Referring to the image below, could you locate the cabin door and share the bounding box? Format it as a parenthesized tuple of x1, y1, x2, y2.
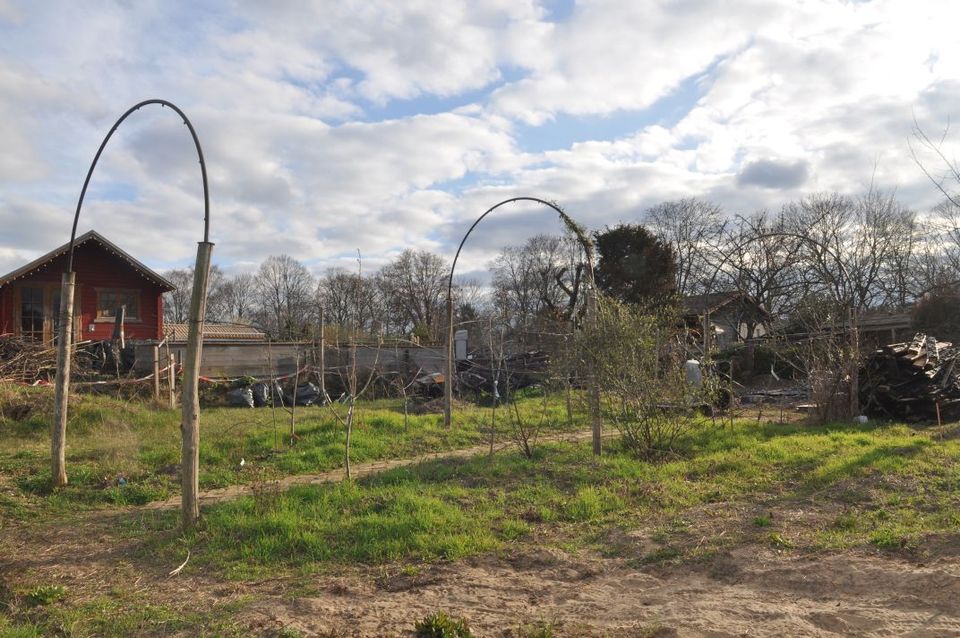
(16, 283, 81, 345)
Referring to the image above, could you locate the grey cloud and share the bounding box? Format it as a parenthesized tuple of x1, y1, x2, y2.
(737, 159, 809, 190)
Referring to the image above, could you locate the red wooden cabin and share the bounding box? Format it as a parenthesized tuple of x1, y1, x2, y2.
(0, 230, 174, 344)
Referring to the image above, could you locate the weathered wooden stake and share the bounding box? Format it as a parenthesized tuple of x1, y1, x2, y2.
(444, 295, 454, 428)
(180, 241, 213, 530)
(51, 271, 76, 487)
(168, 353, 176, 410)
(849, 306, 860, 419)
(290, 347, 300, 440)
(318, 307, 326, 400)
(152, 344, 161, 401)
(587, 284, 602, 456)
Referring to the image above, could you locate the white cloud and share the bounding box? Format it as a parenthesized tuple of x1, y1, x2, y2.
(1, 0, 960, 281)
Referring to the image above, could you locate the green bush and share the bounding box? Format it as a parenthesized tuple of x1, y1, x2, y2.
(414, 611, 473, 638)
(24, 585, 65, 607)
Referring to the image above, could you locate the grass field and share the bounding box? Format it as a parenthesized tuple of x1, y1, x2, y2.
(2, 384, 959, 636)
(133, 416, 960, 580)
(0, 385, 580, 517)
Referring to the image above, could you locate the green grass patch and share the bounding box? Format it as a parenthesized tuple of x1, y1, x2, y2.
(125, 415, 960, 577)
(0, 386, 584, 518)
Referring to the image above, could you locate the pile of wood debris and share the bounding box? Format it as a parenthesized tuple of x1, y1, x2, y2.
(0, 336, 102, 384)
(0, 335, 59, 383)
(860, 333, 960, 422)
(457, 350, 551, 395)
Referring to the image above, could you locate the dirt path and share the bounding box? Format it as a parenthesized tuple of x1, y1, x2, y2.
(143, 428, 609, 510)
(6, 512, 958, 637)
(245, 543, 960, 637)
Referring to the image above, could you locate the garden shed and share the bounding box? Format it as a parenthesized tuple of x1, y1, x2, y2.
(0, 230, 173, 344)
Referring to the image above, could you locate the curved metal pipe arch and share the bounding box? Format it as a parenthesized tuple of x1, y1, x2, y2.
(443, 196, 596, 428)
(446, 196, 594, 303)
(67, 98, 210, 272)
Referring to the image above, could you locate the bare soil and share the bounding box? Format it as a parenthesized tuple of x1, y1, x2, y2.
(4, 425, 958, 636)
(3, 504, 959, 637)
(249, 543, 960, 637)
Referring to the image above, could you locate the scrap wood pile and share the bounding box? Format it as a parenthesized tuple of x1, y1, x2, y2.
(861, 333, 960, 421)
(0, 335, 98, 384)
(0, 335, 59, 383)
(457, 349, 551, 394)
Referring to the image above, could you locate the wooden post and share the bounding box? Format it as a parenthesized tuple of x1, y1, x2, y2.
(51, 271, 76, 488)
(587, 284, 602, 456)
(849, 306, 860, 419)
(180, 241, 213, 530)
(444, 295, 454, 427)
(152, 344, 161, 401)
(703, 309, 711, 358)
(290, 347, 300, 441)
(168, 353, 176, 410)
(566, 319, 574, 427)
(318, 307, 326, 401)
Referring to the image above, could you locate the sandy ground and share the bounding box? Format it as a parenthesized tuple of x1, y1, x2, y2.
(4, 507, 959, 637)
(4, 420, 959, 636)
(241, 543, 960, 637)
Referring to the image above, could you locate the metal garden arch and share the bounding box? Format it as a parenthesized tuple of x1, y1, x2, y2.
(52, 99, 212, 529)
(442, 197, 603, 454)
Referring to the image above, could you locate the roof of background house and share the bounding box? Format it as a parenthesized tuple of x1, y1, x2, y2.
(836, 309, 913, 331)
(682, 291, 769, 317)
(0, 230, 175, 291)
(166, 322, 266, 342)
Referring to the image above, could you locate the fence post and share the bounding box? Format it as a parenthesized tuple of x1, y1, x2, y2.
(152, 344, 161, 401)
(51, 271, 76, 487)
(587, 284, 602, 456)
(444, 295, 454, 427)
(319, 308, 326, 399)
(168, 353, 176, 410)
(180, 241, 213, 530)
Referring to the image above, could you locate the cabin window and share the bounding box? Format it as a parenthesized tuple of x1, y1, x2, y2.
(96, 289, 140, 321)
(19, 286, 45, 342)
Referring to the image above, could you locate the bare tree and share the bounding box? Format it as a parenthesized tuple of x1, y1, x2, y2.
(317, 268, 379, 337)
(376, 249, 448, 341)
(716, 211, 805, 332)
(490, 233, 586, 347)
(162, 268, 193, 323)
(164, 266, 226, 323)
(218, 273, 258, 322)
(646, 198, 726, 296)
(783, 191, 909, 310)
(911, 119, 960, 211)
(254, 255, 315, 339)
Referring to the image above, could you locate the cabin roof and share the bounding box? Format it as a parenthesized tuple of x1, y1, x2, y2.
(0, 230, 175, 292)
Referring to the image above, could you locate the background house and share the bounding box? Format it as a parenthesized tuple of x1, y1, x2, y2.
(682, 291, 769, 350)
(0, 230, 173, 344)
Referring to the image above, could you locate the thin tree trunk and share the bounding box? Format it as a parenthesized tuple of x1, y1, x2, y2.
(566, 321, 574, 427)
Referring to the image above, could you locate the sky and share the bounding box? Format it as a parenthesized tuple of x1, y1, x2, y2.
(1, 0, 959, 282)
